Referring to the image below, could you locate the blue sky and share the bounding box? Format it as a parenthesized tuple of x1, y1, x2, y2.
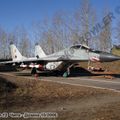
(0, 0, 80, 31)
(0, 0, 120, 32)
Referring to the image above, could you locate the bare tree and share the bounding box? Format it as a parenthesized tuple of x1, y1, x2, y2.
(0, 27, 8, 59)
(73, 0, 94, 45)
(114, 21, 120, 45)
(12, 26, 31, 57)
(99, 8, 112, 52)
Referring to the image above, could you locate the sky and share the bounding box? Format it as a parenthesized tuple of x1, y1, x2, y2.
(0, 0, 120, 33)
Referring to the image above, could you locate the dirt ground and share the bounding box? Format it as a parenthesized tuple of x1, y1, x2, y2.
(0, 74, 120, 120)
(80, 61, 120, 73)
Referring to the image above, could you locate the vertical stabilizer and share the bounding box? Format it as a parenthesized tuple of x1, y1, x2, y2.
(10, 43, 25, 61)
(35, 43, 46, 58)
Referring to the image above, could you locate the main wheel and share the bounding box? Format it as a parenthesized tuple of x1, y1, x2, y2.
(31, 67, 37, 75)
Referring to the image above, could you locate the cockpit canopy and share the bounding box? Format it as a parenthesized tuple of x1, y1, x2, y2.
(70, 44, 109, 54)
(70, 44, 89, 50)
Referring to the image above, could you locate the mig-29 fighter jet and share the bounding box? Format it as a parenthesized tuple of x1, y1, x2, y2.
(0, 44, 120, 77)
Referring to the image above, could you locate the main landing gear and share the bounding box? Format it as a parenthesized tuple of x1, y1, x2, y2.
(31, 67, 37, 75)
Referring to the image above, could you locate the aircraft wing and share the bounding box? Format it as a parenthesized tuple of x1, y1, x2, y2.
(0, 54, 84, 65)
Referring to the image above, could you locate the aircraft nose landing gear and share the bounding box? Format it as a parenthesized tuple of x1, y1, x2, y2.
(63, 67, 70, 77)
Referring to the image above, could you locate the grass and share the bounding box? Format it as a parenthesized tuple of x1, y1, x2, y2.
(111, 48, 120, 56)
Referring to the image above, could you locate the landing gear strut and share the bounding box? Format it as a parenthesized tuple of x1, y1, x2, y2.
(63, 64, 73, 77)
(63, 67, 70, 77)
(31, 67, 37, 75)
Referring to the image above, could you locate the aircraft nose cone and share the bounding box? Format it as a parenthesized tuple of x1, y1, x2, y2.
(100, 53, 120, 62)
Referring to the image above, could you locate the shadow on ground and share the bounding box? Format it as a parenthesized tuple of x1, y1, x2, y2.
(0, 65, 17, 72)
(0, 77, 17, 93)
(15, 67, 120, 78)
